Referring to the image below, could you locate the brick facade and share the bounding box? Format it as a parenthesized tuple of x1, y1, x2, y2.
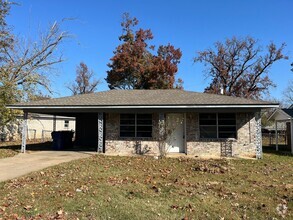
(185, 112, 257, 157)
(105, 113, 160, 155)
(104, 112, 259, 158)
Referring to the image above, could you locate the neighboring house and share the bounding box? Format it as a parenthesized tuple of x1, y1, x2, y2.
(268, 108, 293, 154)
(8, 90, 278, 158)
(262, 121, 287, 133)
(0, 114, 75, 141)
(23, 114, 75, 140)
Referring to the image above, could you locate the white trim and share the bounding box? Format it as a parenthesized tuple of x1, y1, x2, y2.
(7, 104, 279, 109)
(268, 109, 292, 121)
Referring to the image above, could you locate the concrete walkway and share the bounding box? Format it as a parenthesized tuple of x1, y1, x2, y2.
(0, 151, 95, 182)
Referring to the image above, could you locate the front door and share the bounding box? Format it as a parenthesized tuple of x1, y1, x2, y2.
(166, 113, 184, 153)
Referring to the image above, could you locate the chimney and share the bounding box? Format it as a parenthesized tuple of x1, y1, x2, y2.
(220, 86, 224, 95)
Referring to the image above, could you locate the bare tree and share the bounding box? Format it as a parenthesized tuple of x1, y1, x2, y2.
(194, 36, 288, 99)
(67, 62, 100, 95)
(283, 80, 293, 105)
(281, 63, 293, 106)
(0, 1, 69, 126)
(1, 22, 67, 93)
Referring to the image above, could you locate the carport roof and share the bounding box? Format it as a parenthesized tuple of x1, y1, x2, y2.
(8, 90, 278, 109)
(282, 109, 293, 118)
(268, 108, 293, 121)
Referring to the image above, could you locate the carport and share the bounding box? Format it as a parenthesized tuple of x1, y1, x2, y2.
(8, 96, 106, 153)
(268, 108, 293, 154)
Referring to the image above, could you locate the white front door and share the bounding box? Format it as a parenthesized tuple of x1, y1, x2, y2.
(166, 113, 184, 153)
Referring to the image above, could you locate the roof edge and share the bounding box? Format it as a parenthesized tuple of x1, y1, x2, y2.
(7, 104, 279, 110)
(268, 108, 293, 121)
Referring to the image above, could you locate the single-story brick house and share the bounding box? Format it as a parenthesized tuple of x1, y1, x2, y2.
(8, 90, 278, 158)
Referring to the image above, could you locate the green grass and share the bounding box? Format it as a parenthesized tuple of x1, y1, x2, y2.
(0, 153, 292, 219)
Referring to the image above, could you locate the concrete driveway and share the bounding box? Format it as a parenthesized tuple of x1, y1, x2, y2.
(0, 151, 95, 182)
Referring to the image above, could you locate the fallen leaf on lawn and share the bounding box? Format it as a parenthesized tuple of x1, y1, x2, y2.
(24, 205, 32, 210)
(285, 184, 293, 189)
(276, 200, 288, 218)
(171, 205, 179, 209)
(152, 185, 161, 193)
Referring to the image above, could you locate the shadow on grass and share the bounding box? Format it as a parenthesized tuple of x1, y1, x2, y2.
(263, 145, 292, 157)
(0, 141, 96, 152)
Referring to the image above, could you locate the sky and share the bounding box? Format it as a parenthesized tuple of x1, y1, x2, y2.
(7, 0, 293, 99)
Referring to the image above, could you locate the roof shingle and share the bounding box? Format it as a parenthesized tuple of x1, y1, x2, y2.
(9, 90, 277, 107)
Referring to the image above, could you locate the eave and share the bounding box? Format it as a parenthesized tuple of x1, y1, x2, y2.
(7, 104, 279, 110)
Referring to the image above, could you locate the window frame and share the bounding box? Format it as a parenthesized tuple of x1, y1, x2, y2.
(199, 113, 237, 139)
(64, 120, 69, 129)
(119, 113, 153, 138)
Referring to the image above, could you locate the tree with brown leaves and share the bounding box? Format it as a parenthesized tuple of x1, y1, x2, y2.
(67, 62, 100, 95)
(194, 36, 288, 99)
(106, 13, 182, 90)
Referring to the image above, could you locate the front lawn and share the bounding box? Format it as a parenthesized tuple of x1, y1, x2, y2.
(0, 142, 19, 159)
(0, 141, 54, 159)
(0, 153, 292, 219)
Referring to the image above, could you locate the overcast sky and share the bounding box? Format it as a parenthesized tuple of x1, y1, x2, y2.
(8, 0, 293, 100)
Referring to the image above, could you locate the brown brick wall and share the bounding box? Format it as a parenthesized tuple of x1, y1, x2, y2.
(105, 113, 160, 155)
(104, 112, 259, 158)
(186, 112, 257, 157)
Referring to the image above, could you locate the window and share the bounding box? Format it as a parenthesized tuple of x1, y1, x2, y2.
(64, 120, 69, 128)
(120, 114, 152, 138)
(120, 114, 135, 137)
(218, 113, 237, 138)
(199, 113, 217, 138)
(199, 113, 236, 139)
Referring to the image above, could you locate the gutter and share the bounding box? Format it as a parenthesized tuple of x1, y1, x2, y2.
(7, 104, 279, 109)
